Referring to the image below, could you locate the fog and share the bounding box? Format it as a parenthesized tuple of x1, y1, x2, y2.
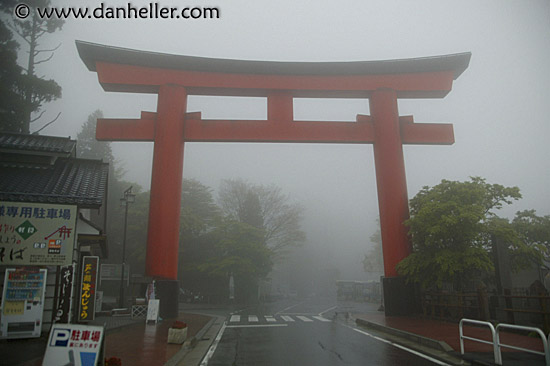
(16, 0, 550, 281)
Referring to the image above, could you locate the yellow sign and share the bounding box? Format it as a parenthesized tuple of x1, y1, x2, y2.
(3, 301, 25, 315)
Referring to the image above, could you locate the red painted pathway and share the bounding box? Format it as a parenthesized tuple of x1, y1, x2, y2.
(355, 312, 545, 353)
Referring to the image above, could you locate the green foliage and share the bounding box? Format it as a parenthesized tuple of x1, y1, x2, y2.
(0, 20, 26, 132)
(397, 246, 494, 289)
(397, 177, 522, 290)
(178, 179, 286, 303)
(77, 110, 115, 164)
(0, 0, 63, 133)
(362, 225, 384, 274)
(218, 178, 305, 259)
(512, 210, 550, 270)
(198, 219, 272, 279)
(180, 179, 220, 239)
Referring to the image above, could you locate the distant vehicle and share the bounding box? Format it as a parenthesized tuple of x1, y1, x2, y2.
(288, 290, 298, 299)
(336, 280, 380, 302)
(179, 288, 203, 303)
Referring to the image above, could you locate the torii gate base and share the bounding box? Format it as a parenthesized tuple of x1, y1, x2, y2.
(77, 41, 470, 318)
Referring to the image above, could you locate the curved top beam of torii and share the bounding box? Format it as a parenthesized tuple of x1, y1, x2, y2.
(76, 40, 470, 98)
(76, 40, 470, 283)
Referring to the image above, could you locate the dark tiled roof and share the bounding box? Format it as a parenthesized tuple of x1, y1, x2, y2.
(0, 158, 109, 208)
(0, 133, 76, 156)
(76, 40, 471, 79)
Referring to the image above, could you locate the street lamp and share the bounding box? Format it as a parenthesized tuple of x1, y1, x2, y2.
(119, 186, 135, 308)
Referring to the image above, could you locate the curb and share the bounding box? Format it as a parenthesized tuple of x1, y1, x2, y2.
(355, 317, 454, 352)
(165, 314, 226, 366)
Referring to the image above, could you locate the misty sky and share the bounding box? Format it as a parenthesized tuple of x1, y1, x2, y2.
(13, 0, 550, 279)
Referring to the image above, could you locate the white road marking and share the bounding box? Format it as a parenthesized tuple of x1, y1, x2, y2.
(226, 324, 288, 329)
(318, 305, 337, 317)
(275, 301, 307, 315)
(296, 316, 313, 322)
(312, 316, 331, 322)
(200, 322, 226, 366)
(265, 315, 276, 322)
(281, 315, 295, 322)
(229, 315, 240, 322)
(248, 315, 259, 322)
(350, 326, 451, 366)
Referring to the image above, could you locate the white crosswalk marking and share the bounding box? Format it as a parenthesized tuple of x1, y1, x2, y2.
(236, 314, 329, 324)
(248, 315, 259, 322)
(312, 316, 331, 322)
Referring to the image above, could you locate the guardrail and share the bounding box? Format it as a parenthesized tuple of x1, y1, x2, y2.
(460, 318, 550, 365)
(495, 323, 549, 366)
(459, 318, 500, 364)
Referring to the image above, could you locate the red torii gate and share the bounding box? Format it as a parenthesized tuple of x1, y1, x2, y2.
(77, 41, 470, 315)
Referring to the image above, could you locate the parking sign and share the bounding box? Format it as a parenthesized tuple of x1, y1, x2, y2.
(42, 324, 104, 366)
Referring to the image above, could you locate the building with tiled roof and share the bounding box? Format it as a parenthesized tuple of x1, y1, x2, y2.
(0, 132, 110, 338)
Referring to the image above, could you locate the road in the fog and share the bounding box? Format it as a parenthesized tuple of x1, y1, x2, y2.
(201, 296, 449, 366)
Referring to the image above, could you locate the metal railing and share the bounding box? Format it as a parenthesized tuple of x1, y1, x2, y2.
(495, 323, 549, 366)
(459, 318, 550, 365)
(459, 318, 500, 364)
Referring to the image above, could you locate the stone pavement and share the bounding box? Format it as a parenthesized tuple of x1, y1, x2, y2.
(3, 312, 213, 366)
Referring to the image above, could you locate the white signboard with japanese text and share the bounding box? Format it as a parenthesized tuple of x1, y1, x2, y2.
(0, 201, 77, 266)
(146, 299, 160, 323)
(42, 324, 104, 366)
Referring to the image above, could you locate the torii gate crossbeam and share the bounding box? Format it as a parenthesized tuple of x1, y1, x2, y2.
(77, 41, 470, 316)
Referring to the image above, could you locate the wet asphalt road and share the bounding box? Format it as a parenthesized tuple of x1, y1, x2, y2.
(203, 296, 448, 366)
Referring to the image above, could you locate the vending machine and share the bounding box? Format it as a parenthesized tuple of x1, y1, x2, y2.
(1, 267, 47, 339)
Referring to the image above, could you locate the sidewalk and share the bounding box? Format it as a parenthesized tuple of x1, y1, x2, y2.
(354, 311, 547, 364)
(6, 312, 213, 366)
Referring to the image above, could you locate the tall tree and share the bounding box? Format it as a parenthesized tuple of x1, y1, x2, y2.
(397, 177, 522, 290)
(178, 179, 272, 303)
(511, 210, 550, 270)
(0, 0, 63, 134)
(218, 179, 305, 259)
(362, 225, 384, 275)
(76, 110, 114, 163)
(0, 20, 26, 132)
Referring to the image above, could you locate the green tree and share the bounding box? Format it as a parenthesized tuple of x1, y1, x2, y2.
(362, 225, 384, 275)
(511, 210, 550, 270)
(198, 219, 272, 302)
(397, 177, 522, 289)
(76, 110, 114, 163)
(0, 20, 26, 132)
(218, 179, 305, 259)
(0, 0, 63, 134)
(178, 179, 273, 303)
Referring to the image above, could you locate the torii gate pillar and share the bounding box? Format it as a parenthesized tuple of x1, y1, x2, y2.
(370, 89, 411, 279)
(77, 41, 470, 317)
(147, 85, 187, 280)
